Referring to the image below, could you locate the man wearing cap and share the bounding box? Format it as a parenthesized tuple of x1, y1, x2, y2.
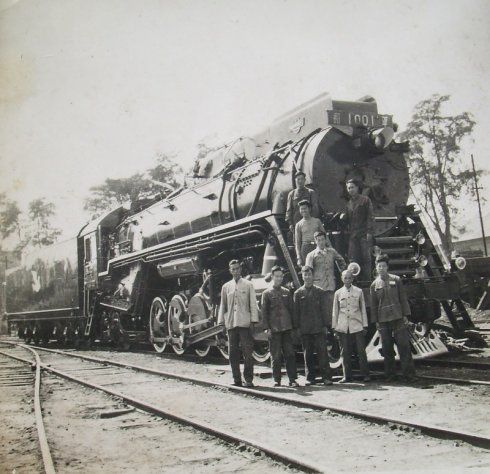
(370, 254, 416, 383)
(293, 265, 333, 386)
(286, 171, 320, 232)
(261, 266, 298, 387)
(218, 259, 259, 388)
(305, 230, 346, 327)
(295, 200, 327, 267)
(345, 179, 375, 281)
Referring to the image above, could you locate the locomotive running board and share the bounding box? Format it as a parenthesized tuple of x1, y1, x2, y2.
(365, 326, 448, 363)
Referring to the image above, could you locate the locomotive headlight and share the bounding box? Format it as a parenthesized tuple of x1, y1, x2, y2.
(454, 256, 467, 270)
(416, 255, 428, 267)
(414, 232, 426, 245)
(370, 127, 395, 150)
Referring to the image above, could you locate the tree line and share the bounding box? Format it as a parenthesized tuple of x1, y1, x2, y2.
(0, 95, 484, 257)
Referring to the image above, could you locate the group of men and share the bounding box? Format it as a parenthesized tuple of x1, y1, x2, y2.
(217, 173, 416, 388)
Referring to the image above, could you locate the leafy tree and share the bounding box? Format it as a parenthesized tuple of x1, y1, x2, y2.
(0, 193, 22, 240)
(84, 153, 183, 218)
(403, 94, 480, 253)
(28, 198, 62, 247)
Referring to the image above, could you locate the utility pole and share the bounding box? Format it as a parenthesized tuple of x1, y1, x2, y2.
(471, 154, 488, 257)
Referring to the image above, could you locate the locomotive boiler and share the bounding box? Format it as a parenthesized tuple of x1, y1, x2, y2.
(5, 92, 476, 364)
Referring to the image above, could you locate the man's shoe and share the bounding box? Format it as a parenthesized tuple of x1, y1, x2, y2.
(273, 381, 281, 387)
(289, 381, 299, 388)
(363, 376, 371, 383)
(338, 377, 352, 384)
(323, 379, 333, 386)
(231, 381, 243, 387)
(305, 380, 316, 386)
(243, 381, 254, 388)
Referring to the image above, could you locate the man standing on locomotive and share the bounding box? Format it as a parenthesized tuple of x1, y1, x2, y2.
(218, 259, 259, 388)
(370, 254, 416, 383)
(305, 230, 347, 327)
(345, 178, 375, 281)
(261, 266, 298, 388)
(286, 171, 320, 232)
(293, 266, 333, 386)
(295, 200, 327, 267)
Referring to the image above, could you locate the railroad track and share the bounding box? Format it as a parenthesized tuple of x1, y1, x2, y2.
(0, 344, 323, 473)
(0, 345, 56, 474)
(12, 337, 490, 386)
(2, 342, 489, 454)
(416, 358, 490, 371)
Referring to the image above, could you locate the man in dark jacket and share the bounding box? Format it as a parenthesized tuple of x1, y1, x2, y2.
(261, 266, 298, 387)
(286, 171, 320, 232)
(345, 178, 375, 281)
(370, 254, 416, 382)
(293, 266, 333, 386)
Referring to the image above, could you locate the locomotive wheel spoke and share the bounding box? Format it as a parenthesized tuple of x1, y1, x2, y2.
(168, 295, 187, 355)
(149, 297, 168, 353)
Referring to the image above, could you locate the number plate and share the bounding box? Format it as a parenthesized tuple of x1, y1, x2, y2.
(327, 109, 393, 128)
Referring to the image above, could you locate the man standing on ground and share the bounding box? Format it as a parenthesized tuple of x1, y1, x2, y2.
(293, 266, 333, 386)
(218, 260, 259, 387)
(332, 270, 370, 383)
(370, 254, 416, 383)
(261, 266, 298, 388)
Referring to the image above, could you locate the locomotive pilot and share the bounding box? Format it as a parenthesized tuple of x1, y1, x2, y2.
(261, 266, 298, 388)
(332, 270, 370, 383)
(295, 200, 327, 267)
(218, 259, 259, 388)
(345, 178, 375, 281)
(305, 230, 347, 327)
(370, 254, 416, 383)
(293, 265, 333, 386)
(286, 171, 320, 232)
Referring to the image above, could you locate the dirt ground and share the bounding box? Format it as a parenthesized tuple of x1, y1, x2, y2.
(0, 311, 489, 473)
(10, 347, 488, 473)
(0, 353, 295, 473)
(0, 357, 42, 473)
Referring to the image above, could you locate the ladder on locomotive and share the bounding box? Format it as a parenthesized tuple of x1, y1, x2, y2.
(84, 290, 95, 337)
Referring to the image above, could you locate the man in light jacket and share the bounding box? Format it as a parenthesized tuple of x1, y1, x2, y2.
(332, 270, 370, 383)
(218, 259, 259, 387)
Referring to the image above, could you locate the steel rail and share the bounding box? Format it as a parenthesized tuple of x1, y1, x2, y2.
(368, 370, 490, 387)
(22, 344, 490, 450)
(0, 349, 56, 474)
(1, 345, 322, 473)
(416, 358, 490, 371)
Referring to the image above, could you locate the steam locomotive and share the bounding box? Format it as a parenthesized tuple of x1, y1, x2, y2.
(4, 92, 476, 365)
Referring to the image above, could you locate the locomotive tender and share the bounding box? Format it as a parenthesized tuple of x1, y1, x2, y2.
(4, 92, 475, 365)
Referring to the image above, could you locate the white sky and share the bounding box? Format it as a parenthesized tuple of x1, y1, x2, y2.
(0, 0, 489, 246)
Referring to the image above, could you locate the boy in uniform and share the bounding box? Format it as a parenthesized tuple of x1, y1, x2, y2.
(261, 266, 298, 387)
